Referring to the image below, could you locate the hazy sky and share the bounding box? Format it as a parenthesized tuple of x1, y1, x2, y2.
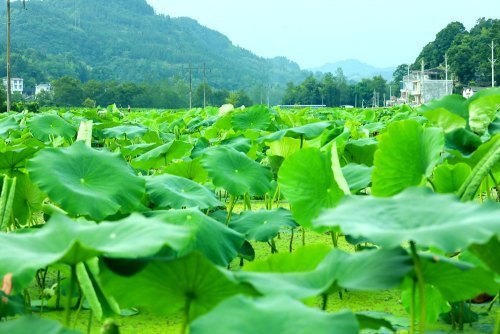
(146, 0, 499, 69)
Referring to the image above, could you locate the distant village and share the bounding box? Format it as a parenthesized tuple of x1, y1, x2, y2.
(2, 70, 492, 108)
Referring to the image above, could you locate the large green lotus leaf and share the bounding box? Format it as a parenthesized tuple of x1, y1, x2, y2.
(232, 105, 272, 131)
(0, 146, 38, 175)
(201, 146, 272, 196)
(344, 138, 378, 166)
(145, 174, 221, 210)
(467, 87, 500, 135)
(372, 120, 444, 197)
(489, 114, 500, 135)
(27, 141, 145, 220)
(448, 134, 500, 174)
(163, 158, 208, 183)
(120, 143, 157, 158)
(236, 248, 411, 299)
(131, 140, 193, 170)
(28, 114, 77, 142)
(421, 95, 468, 132)
(146, 209, 244, 266)
(0, 213, 193, 289)
(220, 135, 252, 153)
(422, 94, 469, 120)
(11, 172, 45, 226)
(190, 295, 359, 334)
(444, 128, 482, 155)
(259, 121, 332, 142)
(229, 208, 298, 242)
(469, 237, 500, 274)
(0, 316, 81, 334)
(267, 137, 302, 159)
(313, 187, 500, 252)
(423, 108, 467, 133)
(419, 254, 499, 302)
(100, 252, 251, 321)
(278, 148, 344, 228)
(0, 115, 19, 138)
(432, 163, 471, 194)
(101, 124, 148, 140)
(341, 163, 373, 192)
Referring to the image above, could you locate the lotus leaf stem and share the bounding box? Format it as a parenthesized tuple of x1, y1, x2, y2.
(410, 241, 426, 334)
(65, 265, 77, 326)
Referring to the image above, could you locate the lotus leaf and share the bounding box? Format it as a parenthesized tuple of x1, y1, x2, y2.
(101, 124, 148, 140)
(344, 138, 378, 166)
(372, 120, 443, 197)
(145, 174, 221, 210)
(146, 209, 244, 266)
(28, 114, 77, 142)
(278, 148, 344, 227)
(190, 295, 359, 334)
(132, 140, 193, 170)
(229, 208, 298, 242)
(0, 316, 81, 334)
(259, 121, 332, 142)
(341, 163, 373, 192)
(314, 187, 500, 252)
(444, 128, 482, 155)
(0, 213, 193, 289)
(467, 87, 500, 135)
(100, 252, 252, 321)
(28, 141, 145, 220)
(432, 163, 471, 194)
(201, 146, 272, 196)
(232, 105, 272, 131)
(236, 248, 412, 299)
(163, 158, 208, 183)
(0, 115, 19, 138)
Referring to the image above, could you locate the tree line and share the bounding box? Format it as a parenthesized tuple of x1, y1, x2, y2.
(283, 69, 397, 108)
(16, 76, 254, 110)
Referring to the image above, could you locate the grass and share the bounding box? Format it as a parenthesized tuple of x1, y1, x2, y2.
(22, 201, 499, 333)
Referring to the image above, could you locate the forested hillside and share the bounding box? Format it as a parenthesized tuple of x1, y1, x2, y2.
(411, 18, 499, 86)
(0, 0, 307, 94)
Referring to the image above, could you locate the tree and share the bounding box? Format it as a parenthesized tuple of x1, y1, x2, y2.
(52, 77, 84, 107)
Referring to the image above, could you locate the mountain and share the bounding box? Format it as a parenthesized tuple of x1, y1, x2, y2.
(312, 59, 395, 82)
(0, 0, 308, 93)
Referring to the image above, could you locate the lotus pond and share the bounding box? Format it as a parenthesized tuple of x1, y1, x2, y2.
(0, 89, 499, 334)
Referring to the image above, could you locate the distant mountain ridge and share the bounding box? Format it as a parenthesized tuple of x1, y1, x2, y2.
(312, 59, 395, 82)
(0, 0, 308, 92)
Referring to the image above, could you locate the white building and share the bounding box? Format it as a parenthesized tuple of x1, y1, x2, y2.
(35, 83, 52, 95)
(2, 77, 24, 93)
(400, 71, 453, 105)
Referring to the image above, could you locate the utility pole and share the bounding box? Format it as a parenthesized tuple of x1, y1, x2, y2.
(489, 40, 497, 87)
(420, 59, 425, 104)
(445, 52, 449, 95)
(6, 0, 11, 112)
(187, 64, 193, 109)
(184, 63, 211, 109)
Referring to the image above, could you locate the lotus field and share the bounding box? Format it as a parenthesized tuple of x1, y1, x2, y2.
(0, 89, 499, 334)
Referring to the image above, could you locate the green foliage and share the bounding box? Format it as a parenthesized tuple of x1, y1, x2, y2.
(278, 148, 344, 228)
(28, 141, 146, 220)
(314, 187, 500, 252)
(190, 295, 359, 334)
(371, 120, 444, 197)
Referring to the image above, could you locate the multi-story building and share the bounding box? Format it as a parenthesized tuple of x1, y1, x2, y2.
(35, 83, 52, 95)
(400, 71, 453, 105)
(2, 77, 24, 93)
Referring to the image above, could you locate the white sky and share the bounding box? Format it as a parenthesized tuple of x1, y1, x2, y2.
(146, 0, 499, 69)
